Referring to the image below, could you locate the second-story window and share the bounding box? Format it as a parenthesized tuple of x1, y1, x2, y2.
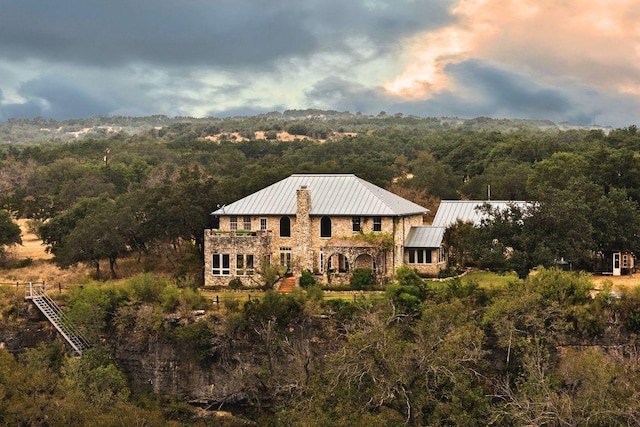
(321, 216, 332, 238)
(373, 217, 382, 232)
(352, 217, 361, 232)
(260, 218, 267, 230)
(280, 217, 291, 237)
(243, 216, 251, 230)
(230, 216, 237, 231)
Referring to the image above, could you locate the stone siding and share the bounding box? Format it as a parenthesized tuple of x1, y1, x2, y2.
(204, 230, 272, 287)
(206, 212, 434, 287)
(404, 247, 447, 276)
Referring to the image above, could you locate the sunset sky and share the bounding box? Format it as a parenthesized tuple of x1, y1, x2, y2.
(1, 0, 638, 127)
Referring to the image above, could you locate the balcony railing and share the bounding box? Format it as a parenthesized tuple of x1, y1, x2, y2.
(208, 229, 272, 237)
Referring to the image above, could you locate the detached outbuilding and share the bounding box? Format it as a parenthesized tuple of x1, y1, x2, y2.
(594, 250, 636, 276)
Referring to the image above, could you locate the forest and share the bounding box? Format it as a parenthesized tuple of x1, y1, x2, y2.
(1, 112, 640, 425)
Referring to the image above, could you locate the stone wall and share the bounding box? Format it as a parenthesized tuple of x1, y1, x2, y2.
(203, 230, 272, 287)
(207, 212, 431, 286)
(404, 247, 448, 276)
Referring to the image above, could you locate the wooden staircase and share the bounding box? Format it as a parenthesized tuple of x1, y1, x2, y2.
(25, 282, 91, 356)
(278, 276, 297, 293)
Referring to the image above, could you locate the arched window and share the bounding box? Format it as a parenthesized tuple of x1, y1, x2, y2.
(280, 217, 291, 237)
(320, 216, 332, 238)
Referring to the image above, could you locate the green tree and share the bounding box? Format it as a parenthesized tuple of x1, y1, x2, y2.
(0, 210, 21, 266)
(40, 195, 127, 279)
(0, 209, 21, 248)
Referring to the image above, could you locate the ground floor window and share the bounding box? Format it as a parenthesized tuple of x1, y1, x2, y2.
(236, 254, 255, 275)
(280, 247, 292, 269)
(408, 249, 433, 264)
(212, 253, 231, 275)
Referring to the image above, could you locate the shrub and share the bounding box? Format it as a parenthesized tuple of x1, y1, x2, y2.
(160, 284, 180, 313)
(351, 268, 374, 290)
(299, 270, 317, 288)
(128, 274, 166, 303)
(229, 277, 243, 289)
(244, 291, 304, 327)
(286, 123, 309, 136)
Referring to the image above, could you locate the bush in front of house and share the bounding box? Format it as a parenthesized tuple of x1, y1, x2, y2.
(229, 277, 243, 289)
(299, 270, 317, 288)
(350, 268, 374, 290)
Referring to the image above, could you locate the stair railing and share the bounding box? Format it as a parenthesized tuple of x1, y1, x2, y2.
(25, 282, 91, 356)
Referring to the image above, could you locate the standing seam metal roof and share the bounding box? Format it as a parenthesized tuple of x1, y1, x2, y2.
(405, 227, 446, 248)
(431, 200, 529, 228)
(212, 174, 429, 216)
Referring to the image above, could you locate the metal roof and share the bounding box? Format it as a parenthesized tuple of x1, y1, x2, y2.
(405, 227, 446, 248)
(212, 174, 429, 216)
(431, 200, 529, 228)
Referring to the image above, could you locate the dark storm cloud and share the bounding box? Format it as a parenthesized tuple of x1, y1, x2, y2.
(446, 60, 572, 115)
(303, 63, 640, 128)
(2, 0, 636, 126)
(2, 75, 117, 120)
(0, 0, 455, 69)
(304, 77, 390, 114)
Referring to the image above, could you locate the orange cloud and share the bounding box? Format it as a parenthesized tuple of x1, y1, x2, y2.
(385, 0, 640, 98)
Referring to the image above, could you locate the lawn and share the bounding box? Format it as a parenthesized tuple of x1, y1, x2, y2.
(459, 270, 521, 288)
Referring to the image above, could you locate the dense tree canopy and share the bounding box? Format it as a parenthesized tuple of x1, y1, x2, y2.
(2, 113, 640, 277)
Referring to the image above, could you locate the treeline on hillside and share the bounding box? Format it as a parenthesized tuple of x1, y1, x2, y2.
(0, 111, 567, 145)
(0, 118, 639, 278)
(3, 268, 640, 425)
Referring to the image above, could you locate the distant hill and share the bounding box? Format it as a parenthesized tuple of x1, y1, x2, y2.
(0, 111, 612, 145)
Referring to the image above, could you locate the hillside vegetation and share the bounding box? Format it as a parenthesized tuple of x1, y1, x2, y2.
(1, 112, 640, 424)
(2, 268, 640, 425)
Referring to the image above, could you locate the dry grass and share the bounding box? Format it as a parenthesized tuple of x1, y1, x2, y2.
(13, 219, 51, 260)
(0, 220, 91, 284)
(0, 258, 91, 285)
(591, 274, 640, 292)
(0, 219, 186, 286)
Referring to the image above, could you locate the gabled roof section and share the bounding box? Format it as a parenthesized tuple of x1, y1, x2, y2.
(431, 200, 529, 228)
(405, 227, 446, 248)
(212, 174, 429, 216)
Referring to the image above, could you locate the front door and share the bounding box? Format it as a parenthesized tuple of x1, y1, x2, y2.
(613, 252, 621, 276)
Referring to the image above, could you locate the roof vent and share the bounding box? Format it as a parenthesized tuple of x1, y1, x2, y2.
(300, 185, 308, 190)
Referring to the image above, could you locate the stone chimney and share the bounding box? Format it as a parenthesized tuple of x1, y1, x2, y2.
(295, 185, 312, 272)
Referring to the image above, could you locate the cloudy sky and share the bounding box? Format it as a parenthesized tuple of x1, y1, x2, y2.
(1, 0, 639, 127)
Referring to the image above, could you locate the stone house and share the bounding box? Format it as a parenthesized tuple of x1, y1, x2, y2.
(204, 173, 447, 287)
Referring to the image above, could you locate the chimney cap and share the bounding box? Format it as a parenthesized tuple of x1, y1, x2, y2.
(300, 184, 308, 190)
